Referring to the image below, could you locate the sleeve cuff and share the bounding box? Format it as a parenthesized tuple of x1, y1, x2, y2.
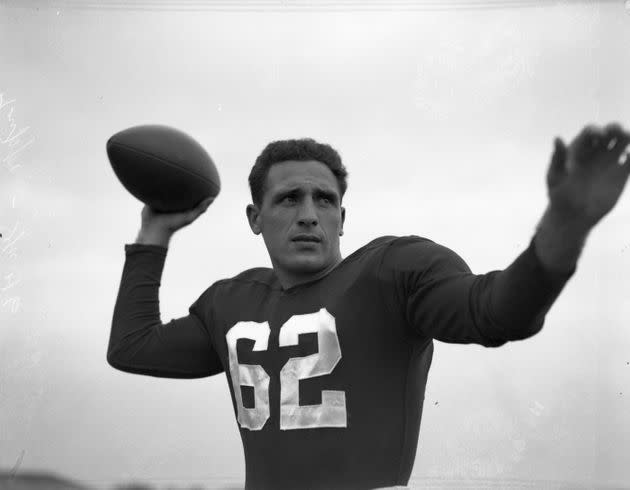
(124, 243, 168, 257)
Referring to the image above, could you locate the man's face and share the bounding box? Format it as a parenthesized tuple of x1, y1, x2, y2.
(246, 160, 346, 287)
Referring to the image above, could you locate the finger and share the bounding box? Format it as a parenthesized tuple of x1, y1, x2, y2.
(618, 143, 630, 172)
(571, 124, 606, 163)
(603, 122, 625, 141)
(603, 130, 630, 182)
(610, 150, 630, 193)
(602, 122, 626, 150)
(198, 197, 215, 214)
(185, 206, 204, 224)
(547, 137, 567, 188)
(576, 124, 606, 145)
(603, 127, 630, 167)
(197, 196, 215, 209)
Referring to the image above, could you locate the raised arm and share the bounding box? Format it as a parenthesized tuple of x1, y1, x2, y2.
(382, 235, 575, 348)
(107, 197, 223, 378)
(386, 123, 630, 347)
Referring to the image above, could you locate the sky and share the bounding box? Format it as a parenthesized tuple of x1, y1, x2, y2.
(1, 1, 630, 488)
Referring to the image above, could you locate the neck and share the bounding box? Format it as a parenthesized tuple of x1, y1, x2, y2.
(277, 255, 343, 290)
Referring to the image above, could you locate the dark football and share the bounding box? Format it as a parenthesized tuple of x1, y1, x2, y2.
(106, 124, 220, 212)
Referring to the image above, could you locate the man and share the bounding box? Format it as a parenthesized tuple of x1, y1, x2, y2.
(108, 124, 630, 490)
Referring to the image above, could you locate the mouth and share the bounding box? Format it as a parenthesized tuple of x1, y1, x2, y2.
(291, 235, 321, 243)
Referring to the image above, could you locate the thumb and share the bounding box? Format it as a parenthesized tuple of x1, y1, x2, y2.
(196, 196, 215, 215)
(198, 196, 215, 210)
(547, 137, 567, 189)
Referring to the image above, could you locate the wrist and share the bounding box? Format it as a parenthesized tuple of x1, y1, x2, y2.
(533, 203, 590, 273)
(135, 227, 172, 248)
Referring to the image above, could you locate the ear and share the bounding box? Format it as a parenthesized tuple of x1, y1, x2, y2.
(246, 204, 262, 235)
(340, 206, 346, 235)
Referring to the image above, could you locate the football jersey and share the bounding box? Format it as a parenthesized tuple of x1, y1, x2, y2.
(108, 235, 575, 490)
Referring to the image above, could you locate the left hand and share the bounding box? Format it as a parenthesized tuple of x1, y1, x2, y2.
(546, 122, 630, 229)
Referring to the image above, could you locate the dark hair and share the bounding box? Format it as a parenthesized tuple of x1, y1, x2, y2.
(248, 138, 348, 207)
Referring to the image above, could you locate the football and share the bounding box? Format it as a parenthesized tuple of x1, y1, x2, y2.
(106, 124, 220, 213)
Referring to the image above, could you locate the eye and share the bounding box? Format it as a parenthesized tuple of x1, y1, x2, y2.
(319, 195, 334, 205)
(283, 195, 297, 204)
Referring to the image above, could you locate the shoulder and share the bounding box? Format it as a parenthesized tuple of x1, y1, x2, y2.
(377, 235, 471, 276)
(341, 234, 469, 282)
(191, 267, 277, 309)
(342, 234, 460, 270)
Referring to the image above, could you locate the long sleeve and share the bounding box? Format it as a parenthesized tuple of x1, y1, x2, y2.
(107, 243, 224, 378)
(380, 235, 576, 348)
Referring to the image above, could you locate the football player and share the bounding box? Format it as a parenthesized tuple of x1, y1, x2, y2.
(108, 123, 630, 490)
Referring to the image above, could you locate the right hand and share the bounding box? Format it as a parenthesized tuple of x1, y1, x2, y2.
(140, 196, 216, 235)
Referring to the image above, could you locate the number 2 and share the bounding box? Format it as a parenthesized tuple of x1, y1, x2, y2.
(225, 308, 347, 431)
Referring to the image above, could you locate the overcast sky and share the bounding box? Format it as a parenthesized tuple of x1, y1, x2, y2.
(1, 1, 630, 488)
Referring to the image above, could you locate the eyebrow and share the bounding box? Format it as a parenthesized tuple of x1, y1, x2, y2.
(274, 186, 338, 201)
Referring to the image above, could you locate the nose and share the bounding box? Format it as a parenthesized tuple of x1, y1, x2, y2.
(297, 198, 318, 227)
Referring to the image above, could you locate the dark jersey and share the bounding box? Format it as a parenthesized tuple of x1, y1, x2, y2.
(108, 235, 575, 490)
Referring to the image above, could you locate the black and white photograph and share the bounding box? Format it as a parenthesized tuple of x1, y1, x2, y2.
(1, 1, 629, 488)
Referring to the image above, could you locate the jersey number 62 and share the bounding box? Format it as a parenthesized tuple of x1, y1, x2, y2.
(225, 308, 347, 431)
